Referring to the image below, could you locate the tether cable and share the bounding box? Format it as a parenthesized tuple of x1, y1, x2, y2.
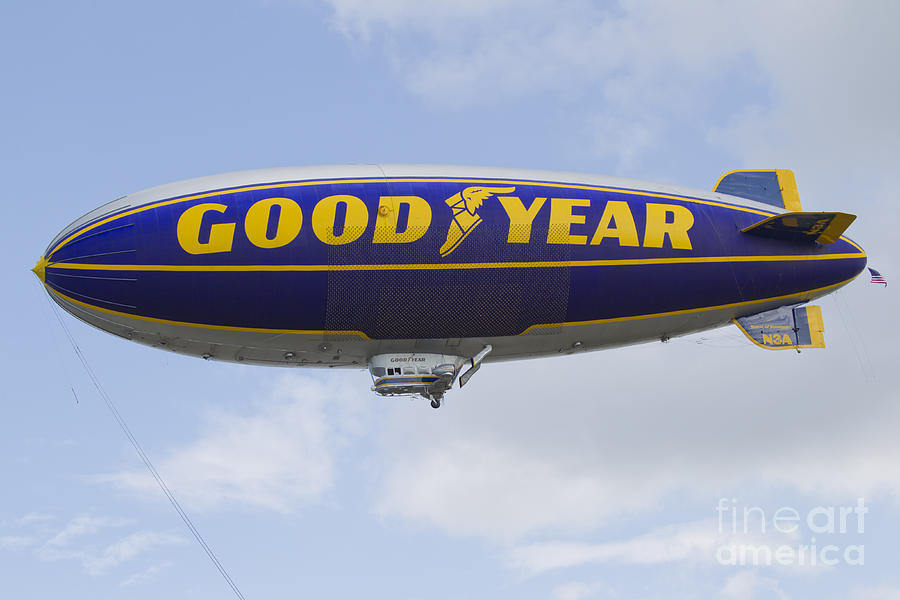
(38, 284, 247, 600)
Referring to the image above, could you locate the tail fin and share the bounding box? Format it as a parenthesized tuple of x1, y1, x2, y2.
(741, 212, 856, 245)
(714, 169, 802, 211)
(734, 305, 825, 350)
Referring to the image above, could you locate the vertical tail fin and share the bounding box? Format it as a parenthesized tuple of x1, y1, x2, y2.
(734, 305, 825, 350)
(714, 169, 802, 211)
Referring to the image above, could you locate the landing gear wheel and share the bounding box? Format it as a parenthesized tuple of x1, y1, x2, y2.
(430, 399, 441, 409)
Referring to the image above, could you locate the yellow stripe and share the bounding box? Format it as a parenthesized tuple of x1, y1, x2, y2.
(804, 304, 826, 348)
(49, 177, 783, 258)
(818, 213, 857, 244)
(521, 275, 860, 334)
(46, 252, 865, 273)
(775, 169, 803, 212)
(842, 237, 864, 253)
(47, 286, 372, 340)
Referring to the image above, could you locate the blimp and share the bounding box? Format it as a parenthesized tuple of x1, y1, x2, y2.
(34, 165, 866, 407)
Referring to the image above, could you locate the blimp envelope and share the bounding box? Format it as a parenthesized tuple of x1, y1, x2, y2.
(33, 165, 867, 406)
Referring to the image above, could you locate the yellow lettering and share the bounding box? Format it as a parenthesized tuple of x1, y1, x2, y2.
(809, 218, 829, 234)
(547, 198, 590, 245)
(590, 200, 639, 246)
(643, 203, 694, 250)
(312, 195, 368, 245)
(498, 196, 546, 243)
(373, 196, 432, 243)
(244, 197, 302, 249)
(763, 334, 773, 345)
(176, 203, 235, 255)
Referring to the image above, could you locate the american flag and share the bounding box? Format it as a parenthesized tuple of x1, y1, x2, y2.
(869, 268, 887, 287)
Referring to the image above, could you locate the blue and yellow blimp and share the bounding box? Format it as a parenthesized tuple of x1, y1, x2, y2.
(34, 165, 865, 407)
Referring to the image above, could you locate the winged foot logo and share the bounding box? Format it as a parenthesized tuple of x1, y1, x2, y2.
(439, 186, 515, 257)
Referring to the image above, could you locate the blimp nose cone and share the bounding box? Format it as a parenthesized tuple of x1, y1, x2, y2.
(32, 256, 47, 283)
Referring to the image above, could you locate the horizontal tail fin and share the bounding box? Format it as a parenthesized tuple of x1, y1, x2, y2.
(741, 212, 856, 244)
(714, 169, 802, 211)
(734, 305, 825, 350)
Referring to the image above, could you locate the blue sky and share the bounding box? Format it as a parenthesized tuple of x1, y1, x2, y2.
(3, 1, 899, 598)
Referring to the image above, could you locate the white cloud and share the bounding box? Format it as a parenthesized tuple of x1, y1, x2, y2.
(372, 321, 900, 542)
(849, 586, 900, 600)
(720, 571, 789, 600)
(351, 1, 900, 537)
(507, 518, 804, 576)
(0, 535, 37, 549)
(322, 0, 900, 179)
(120, 561, 172, 587)
(325, 0, 746, 99)
(509, 520, 721, 574)
(375, 434, 644, 540)
(552, 581, 612, 600)
(588, 113, 658, 174)
(320, 0, 765, 173)
(82, 532, 183, 576)
(712, 3, 900, 181)
(37, 531, 183, 576)
(25, 514, 184, 576)
(327, 0, 524, 39)
(14, 512, 55, 527)
(44, 515, 131, 547)
(0, 513, 58, 550)
(99, 373, 372, 512)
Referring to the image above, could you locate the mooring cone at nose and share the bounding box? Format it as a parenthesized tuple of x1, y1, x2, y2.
(31, 256, 47, 283)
